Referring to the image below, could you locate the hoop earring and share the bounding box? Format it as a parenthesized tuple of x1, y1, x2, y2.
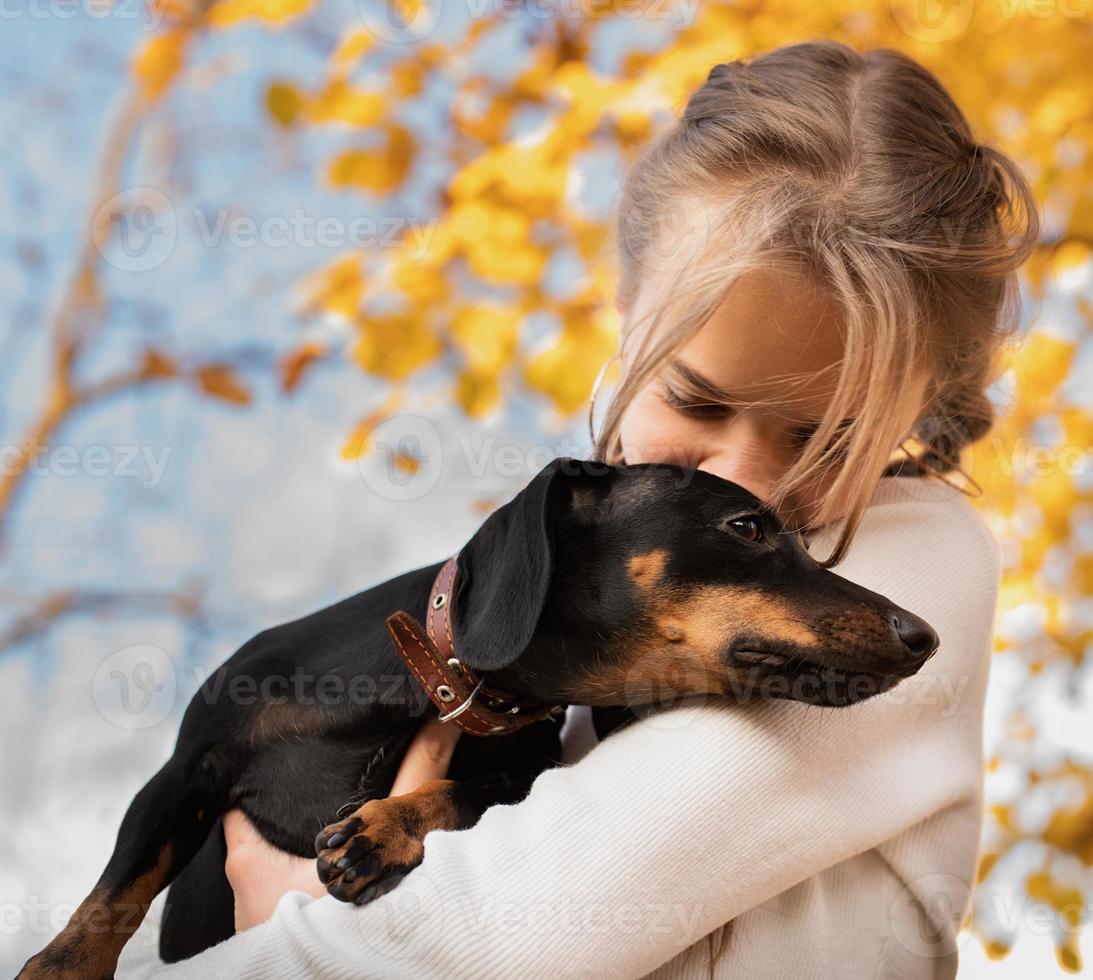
(588, 352, 621, 446)
(896, 437, 984, 499)
(932, 453, 985, 498)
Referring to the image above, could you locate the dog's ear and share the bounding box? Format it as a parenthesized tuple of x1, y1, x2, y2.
(452, 456, 576, 673)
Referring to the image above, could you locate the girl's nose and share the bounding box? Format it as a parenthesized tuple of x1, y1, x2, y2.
(696, 417, 783, 504)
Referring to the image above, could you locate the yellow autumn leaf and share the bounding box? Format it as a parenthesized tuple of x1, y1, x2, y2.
(1043, 786, 1093, 865)
(133, 30, 189, 103)
(339, 392, 403, 461)
(266, 81, 304, 127)
(469, 241, 548, 286)
(983, 939, 1011, 961)
(140, 348, 178, 380)
(450, 304, 519, 375)
(207, 0, 315, 28)
(455, 368, 502, 417)
(1058, 941, 1082, 974)
(1014, 334, 1075, 407)
(392, 256, 449, 304)
(328, 125, 416, 195)
(280, 342, 324, 393)
(523, 307, 618, 415)
(351, 313, 441, 380)
(391, 61, 424, 98)
(196, 364, 251, 405)
(307, 80, 386, 127)
(330, 29, 375, 79)
(301, 255, 365, 322)
(976, 852, 999, 884)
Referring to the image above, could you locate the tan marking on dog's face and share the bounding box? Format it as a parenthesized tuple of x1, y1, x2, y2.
(561, 582, 821, 707)
(627, 549, 669, 592)
(671, 584, 818, 659)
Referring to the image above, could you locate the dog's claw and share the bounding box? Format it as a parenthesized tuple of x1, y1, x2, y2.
(315, 818, 361, 856)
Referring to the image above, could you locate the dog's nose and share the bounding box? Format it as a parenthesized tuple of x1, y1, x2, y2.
(891, 613, 939, 659)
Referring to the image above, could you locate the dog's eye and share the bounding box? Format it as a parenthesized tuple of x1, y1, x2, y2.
(720, 516, 764, 543)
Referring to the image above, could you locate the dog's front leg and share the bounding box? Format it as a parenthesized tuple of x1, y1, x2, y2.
(18, 753, 225, 980)
(315, 772, 521, 905)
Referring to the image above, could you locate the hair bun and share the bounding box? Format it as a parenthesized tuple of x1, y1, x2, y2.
(707, 61, 740, 83)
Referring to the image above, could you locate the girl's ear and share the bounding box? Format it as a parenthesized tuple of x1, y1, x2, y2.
(452, 457, 575, 673)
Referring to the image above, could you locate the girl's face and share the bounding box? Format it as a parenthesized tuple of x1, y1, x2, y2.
(616, 266, 927, 530)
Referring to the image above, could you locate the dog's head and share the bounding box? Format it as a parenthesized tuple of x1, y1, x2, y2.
(452, 457, 938, 709)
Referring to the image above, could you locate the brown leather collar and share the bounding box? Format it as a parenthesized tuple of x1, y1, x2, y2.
(385, 555, 566, 737)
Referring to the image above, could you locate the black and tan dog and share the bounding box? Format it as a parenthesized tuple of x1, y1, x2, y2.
(20, 457, 938, 978)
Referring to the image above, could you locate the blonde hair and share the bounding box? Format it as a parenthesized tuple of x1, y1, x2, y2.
(592, 39, 1040, 565)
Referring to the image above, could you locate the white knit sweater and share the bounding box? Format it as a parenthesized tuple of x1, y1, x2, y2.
(117, 475, 1000, 979)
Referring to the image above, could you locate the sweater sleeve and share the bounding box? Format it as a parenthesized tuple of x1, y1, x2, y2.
(119, 483, 1001, 980)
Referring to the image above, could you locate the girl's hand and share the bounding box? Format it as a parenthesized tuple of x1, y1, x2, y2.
(223, 808, 327, 932)
(223, 715, 461, 931)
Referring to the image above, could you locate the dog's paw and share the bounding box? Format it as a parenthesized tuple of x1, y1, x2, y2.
(314, 798, 428, 905)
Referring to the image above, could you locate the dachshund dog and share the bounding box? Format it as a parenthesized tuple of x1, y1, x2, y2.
(20, 457, 938, 978)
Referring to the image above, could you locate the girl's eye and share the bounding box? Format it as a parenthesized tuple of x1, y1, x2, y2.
(719, 515, 764, 543)
(660, 383, 731, 420)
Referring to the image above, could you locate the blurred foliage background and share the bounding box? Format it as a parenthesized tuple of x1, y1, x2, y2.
(0, 0, 1090, 974)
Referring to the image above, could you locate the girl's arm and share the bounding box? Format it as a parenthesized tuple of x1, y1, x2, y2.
(119, 483, 1000, 979)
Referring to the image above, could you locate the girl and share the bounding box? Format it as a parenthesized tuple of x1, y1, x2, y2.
(122, 38, 1039, 978)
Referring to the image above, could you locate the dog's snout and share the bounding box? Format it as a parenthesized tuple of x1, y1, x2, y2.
(891, 613, 939, 659)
